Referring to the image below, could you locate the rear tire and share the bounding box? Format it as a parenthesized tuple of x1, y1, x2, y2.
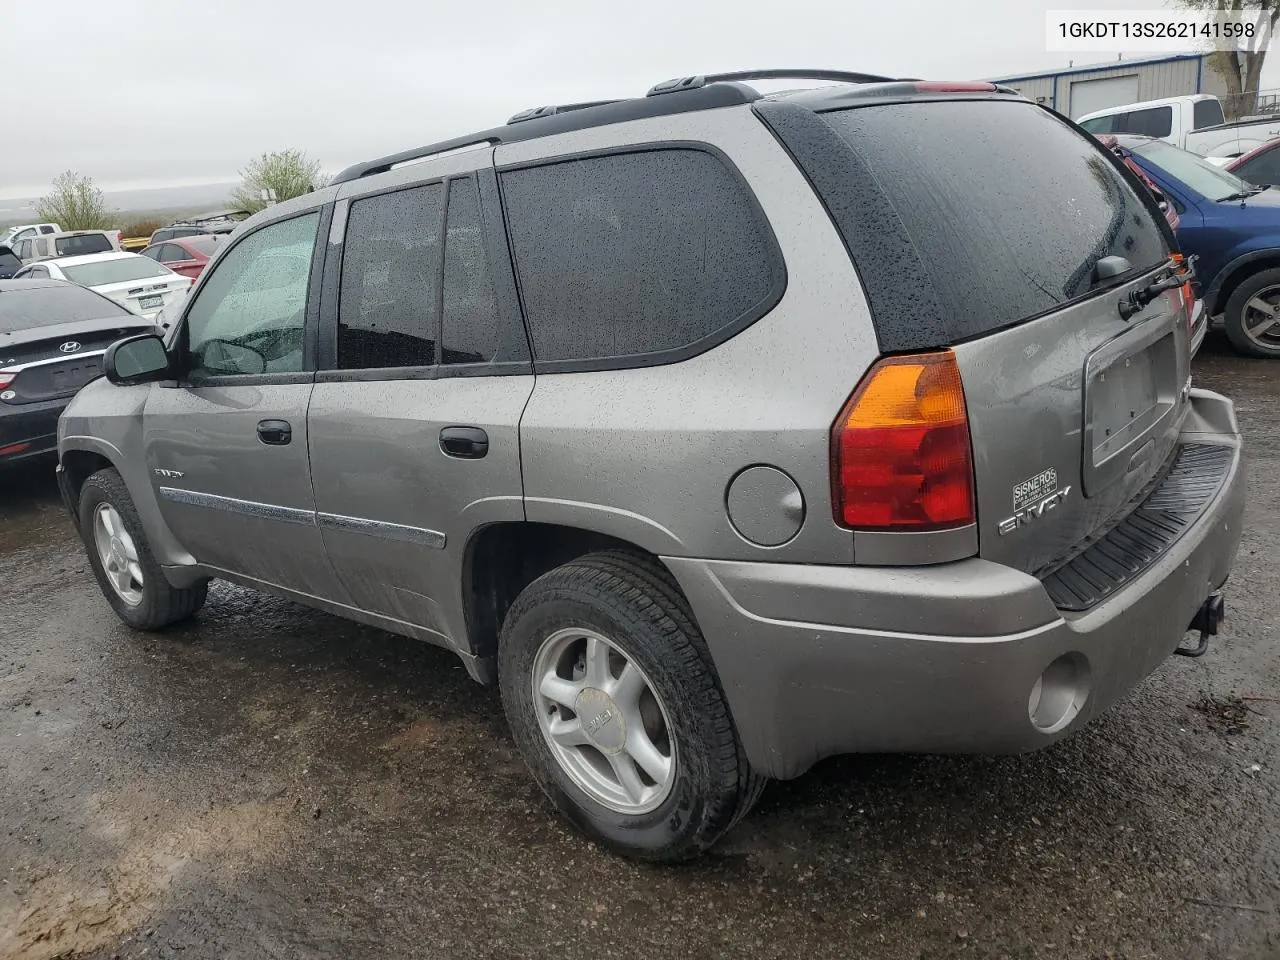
(1223, 268, 1280, 358)
(79, 468, 208, 630)
(498, 550, 765, 861)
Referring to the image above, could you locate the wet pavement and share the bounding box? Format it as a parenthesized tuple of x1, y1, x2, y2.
(1, 332, 1278, 960)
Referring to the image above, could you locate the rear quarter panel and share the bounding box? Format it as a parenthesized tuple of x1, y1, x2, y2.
(498, 106, 880, 563)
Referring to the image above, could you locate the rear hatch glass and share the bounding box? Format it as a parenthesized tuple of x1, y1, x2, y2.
(817, 99, 1169, 350)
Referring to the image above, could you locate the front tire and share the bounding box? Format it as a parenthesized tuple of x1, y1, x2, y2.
(498, 551, 765, 862)
(1224, 267, 1280, 358)
(79, 468, 208, 630)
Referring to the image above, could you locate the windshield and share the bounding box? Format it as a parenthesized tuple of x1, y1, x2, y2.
(62, 257, 173, 286)
(1131, 139, 1253, 200)
(0, 285, 129, 332)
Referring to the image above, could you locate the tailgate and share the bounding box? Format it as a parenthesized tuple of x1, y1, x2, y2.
(954, 278, 1191, 574)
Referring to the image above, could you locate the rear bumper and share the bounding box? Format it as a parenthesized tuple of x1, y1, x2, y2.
(666, 389, 1245, 780)
(0, 397, 66, 465)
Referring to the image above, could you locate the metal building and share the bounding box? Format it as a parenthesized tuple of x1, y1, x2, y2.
(989, 53, 1230, 119)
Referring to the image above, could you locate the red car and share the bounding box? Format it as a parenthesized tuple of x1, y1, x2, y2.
(1226, 138, 1280, 185)
(139, 234, 226, 280)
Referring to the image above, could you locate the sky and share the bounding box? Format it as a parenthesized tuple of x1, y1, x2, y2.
(2, 0, 1279, 201)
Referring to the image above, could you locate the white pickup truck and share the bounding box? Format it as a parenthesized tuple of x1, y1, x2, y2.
(1077, 94, 1280, 160)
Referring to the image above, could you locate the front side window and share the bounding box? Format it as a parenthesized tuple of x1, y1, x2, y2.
(500, 149, 782, 364)
(183, 212, 318, 378)
(338, 183, 443, 370)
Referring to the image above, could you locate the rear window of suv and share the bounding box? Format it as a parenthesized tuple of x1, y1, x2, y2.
(761, 99, 1169, 351)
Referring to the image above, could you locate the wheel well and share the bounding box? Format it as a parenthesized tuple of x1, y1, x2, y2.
(1212, 254, 1280, 315)
(462, 523, 663, 663)
(60, 450, 113, 505)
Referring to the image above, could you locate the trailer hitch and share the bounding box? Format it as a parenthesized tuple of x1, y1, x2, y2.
(1175, 593, 1225, 658)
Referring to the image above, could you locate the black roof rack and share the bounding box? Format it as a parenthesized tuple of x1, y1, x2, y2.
(647, 69, 899, 96)
(330, 69, 902, 185)
(507, 100, 621, 124)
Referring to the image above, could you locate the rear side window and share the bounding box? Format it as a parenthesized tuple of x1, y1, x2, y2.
(338, 183, 443, 369)
(440, 178, 503, 364)
(1193, 99, 1225, 129)
(1122, 106, 1173, 138)
(54, 234, 112, 257)
(500, 148, 783, 365)
(764, 100, 1168, 350)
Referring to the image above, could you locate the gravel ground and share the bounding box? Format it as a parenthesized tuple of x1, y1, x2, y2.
(1, 332, 1278, 960)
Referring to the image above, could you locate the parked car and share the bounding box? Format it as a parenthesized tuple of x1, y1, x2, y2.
(14, 251, 192, 320)
(1078, 94, 1280, 160)
(1226, 137, 1280, 185)
(148, 210, 250, 245)
(1112, 133, 1280, 357)
(56, 71, 1242, 862)
(0, 222, 60, 248)
(0, 244, 22, 279)
(15, 230, 120, 262)
(139, 234, 226, 280)
(0, 279, 158, 466)
(1095, 134, 1206, 355)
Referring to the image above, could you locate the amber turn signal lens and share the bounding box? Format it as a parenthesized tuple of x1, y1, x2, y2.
(831, 351, 975, 531)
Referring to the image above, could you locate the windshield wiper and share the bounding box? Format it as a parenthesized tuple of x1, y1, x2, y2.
(1217, 185, 1270, 202)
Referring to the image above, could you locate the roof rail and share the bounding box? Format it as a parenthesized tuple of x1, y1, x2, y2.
(332, 135, 502, 184)
(329, 83, 756, 186)
(507, 100, 621, 124)
(648, 69, 899, 96)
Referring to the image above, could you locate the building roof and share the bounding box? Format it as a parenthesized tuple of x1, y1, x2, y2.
(990, 53, 1205, 84)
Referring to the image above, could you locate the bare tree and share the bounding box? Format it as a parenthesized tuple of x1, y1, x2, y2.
(36, 171, 113, 231)
(1179, 0, 1280, 118)
(231, 149, 324, 213)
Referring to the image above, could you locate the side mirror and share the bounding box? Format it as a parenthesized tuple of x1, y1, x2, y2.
(104, 334, 171, 385)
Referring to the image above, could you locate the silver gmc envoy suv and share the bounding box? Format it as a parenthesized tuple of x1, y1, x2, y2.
(56, 70, 1245, 861)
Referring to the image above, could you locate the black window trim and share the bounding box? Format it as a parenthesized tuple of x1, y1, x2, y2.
(495, 140, 788, 375)
(315, 168, 533, 383)
(168, 205, 330, 389)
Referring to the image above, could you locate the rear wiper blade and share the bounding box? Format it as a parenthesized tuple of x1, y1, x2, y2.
(1217, 191, 1252, 201)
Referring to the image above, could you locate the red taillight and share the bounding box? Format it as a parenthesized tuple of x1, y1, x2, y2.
(831, 351, 975, 531)
(914, 81, 996, 93)
(0, 371, 14, 391)
(0, 441, 30, 457)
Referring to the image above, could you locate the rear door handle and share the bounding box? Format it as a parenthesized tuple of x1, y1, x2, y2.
(440, 426, 488, 459)
(257, 419, 292, 445)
